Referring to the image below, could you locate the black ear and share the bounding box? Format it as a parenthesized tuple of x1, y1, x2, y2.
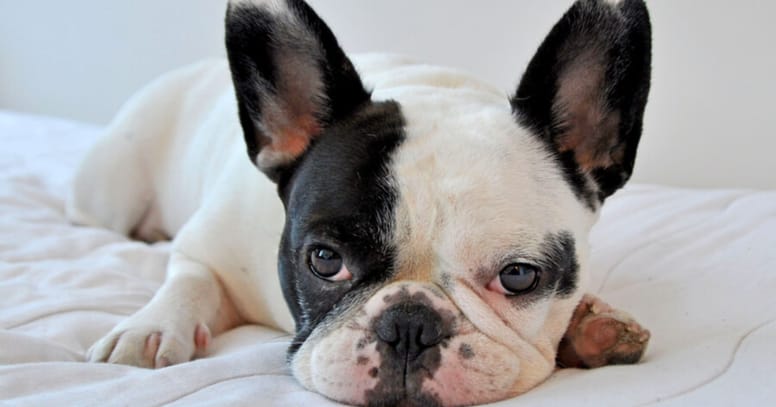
(511, 0, 651, 204)
(225, 0, 371, 182)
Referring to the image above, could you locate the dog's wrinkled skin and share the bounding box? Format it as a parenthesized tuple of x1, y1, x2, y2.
(67, 0, 652, 405)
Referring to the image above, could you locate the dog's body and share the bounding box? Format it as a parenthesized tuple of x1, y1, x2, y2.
(68, 1, 652, 406)
(69, 59, 294, 332)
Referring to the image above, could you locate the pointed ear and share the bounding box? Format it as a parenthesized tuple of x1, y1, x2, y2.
(511, 0, 651, 203)
(225, 0, 371, 182)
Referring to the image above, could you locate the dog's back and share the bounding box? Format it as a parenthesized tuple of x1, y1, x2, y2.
(67, 60, 248, 240)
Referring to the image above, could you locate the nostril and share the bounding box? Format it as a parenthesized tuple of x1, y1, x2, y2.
(374, 303, 445, 358)
(375, 314, 400, 345)
(419, 321, 443, 347)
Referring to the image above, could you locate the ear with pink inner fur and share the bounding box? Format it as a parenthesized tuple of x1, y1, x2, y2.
(511, 0, 651, 206)
(225, 0, 371, 182)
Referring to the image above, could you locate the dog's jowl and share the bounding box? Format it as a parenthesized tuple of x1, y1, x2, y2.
(67, 0, 652, 405)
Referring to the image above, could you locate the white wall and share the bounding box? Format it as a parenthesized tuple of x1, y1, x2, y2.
(0, 0, 226, 124)
(1, 1, 774, 189)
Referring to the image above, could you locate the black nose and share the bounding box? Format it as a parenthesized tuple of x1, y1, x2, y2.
(374, 303, 445, 360)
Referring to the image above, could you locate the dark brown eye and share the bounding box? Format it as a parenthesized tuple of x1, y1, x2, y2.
(496, 263, 541, 295)
(309, 248, 349, 280)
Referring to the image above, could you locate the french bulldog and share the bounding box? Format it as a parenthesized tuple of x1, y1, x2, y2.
(67, 0, 652, 405)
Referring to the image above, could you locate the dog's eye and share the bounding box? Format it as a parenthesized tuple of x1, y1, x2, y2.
(488, 263, 541, 295)
(309, 248, 352, 281)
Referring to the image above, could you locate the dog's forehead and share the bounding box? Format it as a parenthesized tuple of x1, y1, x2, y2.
(382, 91, 589, 277)
(286, 79, 594, 288)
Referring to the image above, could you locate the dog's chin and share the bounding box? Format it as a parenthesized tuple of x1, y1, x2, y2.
(291, 325, 557, 407)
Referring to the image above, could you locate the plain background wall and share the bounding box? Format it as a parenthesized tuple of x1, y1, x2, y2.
(0, 1, 774, 189)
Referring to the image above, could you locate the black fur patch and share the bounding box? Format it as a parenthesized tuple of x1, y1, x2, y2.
(503, 231, 579, 302)
(511, 0, 651, 204)
(540, 231, 579, 297)
(281, 101, 406, 356)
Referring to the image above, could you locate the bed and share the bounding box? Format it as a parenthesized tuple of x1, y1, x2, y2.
(1, 109, 774, 406)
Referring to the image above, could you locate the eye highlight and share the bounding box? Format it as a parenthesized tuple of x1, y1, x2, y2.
(308, 247, 352, 281)
(488, 263, 541, 296)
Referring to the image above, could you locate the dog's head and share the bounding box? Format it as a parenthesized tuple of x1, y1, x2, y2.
(225, 0, 650, 405)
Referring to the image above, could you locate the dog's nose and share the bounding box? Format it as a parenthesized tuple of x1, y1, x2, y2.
(374, 303, 445, 359)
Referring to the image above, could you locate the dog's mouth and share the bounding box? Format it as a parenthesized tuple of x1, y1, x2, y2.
(290, 284, 557, 407)
(309, 327, 527, 407)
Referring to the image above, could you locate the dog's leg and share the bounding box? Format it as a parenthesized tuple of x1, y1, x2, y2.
(556, 294, 650, 369)
(88, 252, 242, 368)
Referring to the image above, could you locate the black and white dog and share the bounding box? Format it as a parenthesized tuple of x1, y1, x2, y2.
(68, 0, 652, 405)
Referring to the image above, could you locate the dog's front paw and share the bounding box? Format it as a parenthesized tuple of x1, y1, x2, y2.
(88, 317, 211, 369)
(556, 294, 650, 369)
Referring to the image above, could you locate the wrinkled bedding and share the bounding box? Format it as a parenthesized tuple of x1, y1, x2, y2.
(1, 110, 774, 406)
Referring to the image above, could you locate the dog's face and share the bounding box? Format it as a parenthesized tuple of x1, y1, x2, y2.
(226, 0, 650, 406)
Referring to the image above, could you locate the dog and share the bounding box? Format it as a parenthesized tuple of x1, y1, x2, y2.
(67, 0, 652, 405)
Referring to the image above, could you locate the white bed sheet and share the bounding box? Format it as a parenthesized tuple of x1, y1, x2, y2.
(1, 110, 774, 406)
